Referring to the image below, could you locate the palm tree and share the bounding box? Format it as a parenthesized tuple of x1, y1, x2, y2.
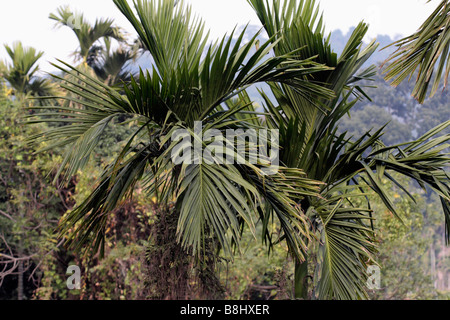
(50, 6, 141, 88)
(49, 6, 126, 65)
(0, 42, 56, 100)
(29, 0, 332, 282)
(383, 0, 450, 103)
(247, 0, 450, 299)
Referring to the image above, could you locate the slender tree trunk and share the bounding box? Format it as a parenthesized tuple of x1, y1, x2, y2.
(17, 236, 24, 301)
(430, 243, 436, 288)
(294, 259, 308, 299)
(17, 260, 24, 300)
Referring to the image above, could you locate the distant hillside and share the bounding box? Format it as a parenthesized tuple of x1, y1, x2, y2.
(329, 27, 398, 66)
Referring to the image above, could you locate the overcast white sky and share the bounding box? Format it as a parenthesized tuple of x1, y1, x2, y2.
(0, 0, 438, 73)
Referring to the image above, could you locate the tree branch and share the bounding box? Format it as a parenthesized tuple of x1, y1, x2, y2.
(0, 209, 15, 222)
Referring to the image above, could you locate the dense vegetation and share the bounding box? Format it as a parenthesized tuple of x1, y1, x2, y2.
(0, 0, 449, 300)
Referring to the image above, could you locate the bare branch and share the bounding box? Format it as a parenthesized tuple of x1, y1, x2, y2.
(0, 209, 15, 222)
(0, 234, 37, 283)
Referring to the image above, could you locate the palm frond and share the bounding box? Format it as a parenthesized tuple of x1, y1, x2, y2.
(113, 0, 208, 77)
(383, 0, 450, 103)
(26, 61, 133, 183)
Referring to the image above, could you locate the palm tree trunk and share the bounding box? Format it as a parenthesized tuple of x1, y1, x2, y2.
(294, 258, 308, 299)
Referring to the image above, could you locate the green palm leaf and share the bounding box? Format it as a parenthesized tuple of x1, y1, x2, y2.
(383, 0, 450, 103)
(311, 187, 377, 300)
